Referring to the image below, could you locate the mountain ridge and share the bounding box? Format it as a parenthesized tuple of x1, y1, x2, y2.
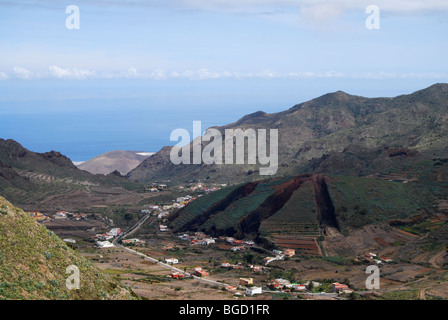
(128, 83, 448, 184)
(77, 150, 154, 175)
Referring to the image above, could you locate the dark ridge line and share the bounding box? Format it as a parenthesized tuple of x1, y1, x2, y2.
(238, 174, 314, 239)
(311, 175, 340, 233)
(170, 181, 260, 234)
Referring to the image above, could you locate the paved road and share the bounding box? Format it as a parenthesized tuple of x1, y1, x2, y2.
(112, 214, 226, 288)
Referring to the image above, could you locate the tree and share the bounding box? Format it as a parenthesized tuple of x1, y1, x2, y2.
(124, 213, 133, 226)
(244, 253, 255, 265)
(308, 281, 314, 292)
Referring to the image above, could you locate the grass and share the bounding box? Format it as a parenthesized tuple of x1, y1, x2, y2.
(376, 290, 420, 300)
(327, 175, 436, 231)
(0, 196, 137, 300)
(260, 180, 320, 238)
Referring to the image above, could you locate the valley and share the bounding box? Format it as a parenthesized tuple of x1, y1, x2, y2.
(1, 84, 448, 300)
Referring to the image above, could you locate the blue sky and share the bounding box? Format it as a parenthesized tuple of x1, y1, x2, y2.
(0, 0, 447, 161)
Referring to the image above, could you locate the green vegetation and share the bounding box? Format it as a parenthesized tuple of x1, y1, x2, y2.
(169, 185, 241, 232)
(376, 290, 420, 300)
(327, 175, 436, 231)
(0, 196, 137, 300)
(201, 179, 280, 232)
(260, 180, 320, 238)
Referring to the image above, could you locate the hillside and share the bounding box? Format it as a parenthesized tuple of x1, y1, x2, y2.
(0, 195, 136, 300)
(77, 150, 154, 175)
(128, 83, 448, 184)
(0, 139, 151, 211)
(168, 173, 436, 243)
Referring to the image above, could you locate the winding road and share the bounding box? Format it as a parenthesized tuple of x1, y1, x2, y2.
(112, 214, 226, 288)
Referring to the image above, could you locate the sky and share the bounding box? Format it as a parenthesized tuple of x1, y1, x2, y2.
(0, 0, 447, 161)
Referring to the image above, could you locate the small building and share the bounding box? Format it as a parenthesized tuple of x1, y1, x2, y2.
(239, 278, 254, 286)
(293, 284, 307, 291)
(54, 211, 68, 219)
(108, 228, 122, 236)
(252, 265, 264, 273)
(170, 272, 185, 279)
(246, 287, 262, 296)
(225, 285, 237, 292)
(193, 267, 209, 277)
(268, 278, 290, 290)
(165, 258, 179, 264)
(332, 283, 349, 293)
(63, 238, 76, 244)
(96, 241, 114, 248)
(122, 238, 140, 245)
(283, 249, 295, 257)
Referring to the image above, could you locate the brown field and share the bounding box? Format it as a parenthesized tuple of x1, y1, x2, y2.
(86, 247, 270, 300)
(273, 236, 321, 256)
(374, 237, 392, 247)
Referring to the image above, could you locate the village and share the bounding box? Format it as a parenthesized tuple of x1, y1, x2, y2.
(28, 210, 89, 223)
(26, 182, 408, 301)
(87, 184, 399, 300)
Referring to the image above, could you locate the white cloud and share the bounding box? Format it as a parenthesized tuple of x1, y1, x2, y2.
(6, 0, 448, 14)
(48, 66, 96, 79)
(13, 67, 34, 80)
(176, 0, 448, 15)
(3, 66, 446, 81)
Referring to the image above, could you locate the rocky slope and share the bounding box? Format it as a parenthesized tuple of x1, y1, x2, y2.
(0, 139, 145, 210)
(77, 150, 154, 175)
(128, 83, 448, 184)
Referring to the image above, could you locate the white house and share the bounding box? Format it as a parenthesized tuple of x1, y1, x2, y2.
(246, 287, 262, 296)
(165, 258, 179, 264)
(96, 241, 114, 248)
(108, 228, 122, 237)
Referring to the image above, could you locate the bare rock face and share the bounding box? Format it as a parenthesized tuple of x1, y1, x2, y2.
(77, 150, 154, 175)
(128, 83, 448, 184)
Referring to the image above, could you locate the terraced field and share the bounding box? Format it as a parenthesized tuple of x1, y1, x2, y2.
(259, 180, 320, 237)
(272, 236, 322, 256)
(201, 179, 280, 234)
(168, 183, 245, 232)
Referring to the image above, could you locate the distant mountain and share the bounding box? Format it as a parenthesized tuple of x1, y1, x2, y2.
(77, 150, 154, 175)
(0, 139, 145, 210)
(0, 195, 136, 300)
(128, 83, 448, 184)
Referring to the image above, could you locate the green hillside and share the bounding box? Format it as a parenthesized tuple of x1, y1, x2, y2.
(327, 175, 437, 231)
(0, 195, 137, 300)
(170, 172, 439, 241)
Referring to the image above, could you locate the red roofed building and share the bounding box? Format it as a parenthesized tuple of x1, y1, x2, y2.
(193, 267, 209, 277)
(332, 283, 349, 293)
